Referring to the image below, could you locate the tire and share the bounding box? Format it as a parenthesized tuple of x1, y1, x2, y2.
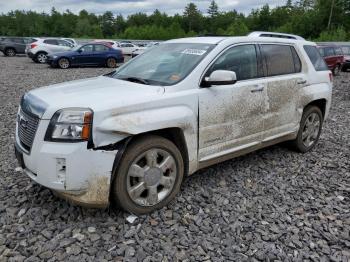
(332, 64, 341, 76)
(290, 106, 323, 153)
(106, 57, 117, 68)
(341, 65, 348, 72)
(58, 58, 70, 69)
(35, 52, 47, 63)
(111, 135, 184, 214)
(5, 48, 16, 57)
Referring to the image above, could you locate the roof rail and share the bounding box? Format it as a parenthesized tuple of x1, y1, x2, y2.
(248, 31, 305, 40)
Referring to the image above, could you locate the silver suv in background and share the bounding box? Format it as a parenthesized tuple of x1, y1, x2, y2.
(0, 37, 37, 56)
(26, 38, 74, 63)
(15, 36, 332, 214)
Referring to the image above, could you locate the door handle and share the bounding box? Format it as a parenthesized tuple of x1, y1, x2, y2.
(297, 80, 307, 85)
(250, 85, 264, 93)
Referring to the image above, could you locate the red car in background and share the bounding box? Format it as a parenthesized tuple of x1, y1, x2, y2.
(340, 45, 350, 72)
(317, 45, 344, 75)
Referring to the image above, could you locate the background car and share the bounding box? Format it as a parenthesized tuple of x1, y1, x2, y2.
(0, 37, 37, 56)
(317, 45, 344, 75)
(340, 45, 350, 72)
(114, 42, 138, 55)
(61, 38, 78, 47)
(26, 38, 74, 63)
(46, 42, 124, 69)
(131, 42, 159, 58)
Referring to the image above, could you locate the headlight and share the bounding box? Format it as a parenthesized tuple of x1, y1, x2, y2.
(45, 108, 93, 142)
(53, 55, 58, 59)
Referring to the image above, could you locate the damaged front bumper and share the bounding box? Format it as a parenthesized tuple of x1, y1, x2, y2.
(15, 119, 117, 208)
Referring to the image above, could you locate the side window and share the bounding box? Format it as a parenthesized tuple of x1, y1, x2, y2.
(206, 44, 258, 81)
(291, 47, 302, 73)
(44, 39, 58, 45)
(13, 38, 24, 44)
(94, 44, 109, 52)
(261, 44, 296, 76)
(303, 45, 329, 71)
(79, 44, 93, 52)
(57, 40, 71, 47)
(324, 47, 335, 57)
(318, 48, 325, 57)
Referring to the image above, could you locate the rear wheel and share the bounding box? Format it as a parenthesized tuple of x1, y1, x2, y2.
(106, 57, 117, 68)
(5, 48, 16, 57)
(290, 106, 323, 153)
(58, 58, 70, 69)
(36, 52, 47, 63)
(111, 135, 184, 214)
(332, 64, 341, 76)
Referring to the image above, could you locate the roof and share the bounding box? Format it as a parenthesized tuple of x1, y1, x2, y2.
(248, 31, 305, 40)
(166, 36, 314, 45)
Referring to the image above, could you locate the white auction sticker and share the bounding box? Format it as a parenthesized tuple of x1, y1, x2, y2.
(181, 49, 207, 56)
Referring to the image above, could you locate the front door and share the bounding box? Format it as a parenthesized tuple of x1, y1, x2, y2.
(74, 44, 94, 65)
(198, 44, 266, 162)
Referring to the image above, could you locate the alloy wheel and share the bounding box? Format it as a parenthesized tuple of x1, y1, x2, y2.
(126, 148, 177, 207)
(302, 112, 321, 148)
(37, 53, 47, 63)
(59, 58, 69, 69)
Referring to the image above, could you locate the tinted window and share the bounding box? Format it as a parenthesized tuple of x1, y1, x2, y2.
(24, 38, 36, 44)
(207, 44, 258, 81)
(291, 47, 302, 72)
(94, 44, 109, 52)
(44, 39, 58, 45)
(261, 44, 296, 76)
(13, 38, 24, 44)
(304, 45, 328, 71)
(79, 44, 93, 52)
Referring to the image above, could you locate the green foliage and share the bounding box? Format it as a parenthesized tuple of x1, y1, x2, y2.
(0, 0, 349, 41)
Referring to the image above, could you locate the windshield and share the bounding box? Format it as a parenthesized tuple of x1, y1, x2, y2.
(112, 43, 214, 86)
(341, 46, 350, 55)
(73, 45, 82, 51)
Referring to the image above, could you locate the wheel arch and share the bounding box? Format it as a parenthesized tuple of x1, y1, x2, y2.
(304, 98, 327, 118)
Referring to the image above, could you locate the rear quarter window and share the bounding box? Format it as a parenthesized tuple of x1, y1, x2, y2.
(261, 44, 299, 76)
(304, 45, 328, 71)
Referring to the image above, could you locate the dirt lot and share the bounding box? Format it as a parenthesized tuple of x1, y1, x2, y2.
(0, 56, 349, 261)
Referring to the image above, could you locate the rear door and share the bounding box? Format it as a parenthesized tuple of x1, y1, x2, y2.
(13, 38, 26, 53)
(259, 43, 305, 140)
(93, 44, 110, 65)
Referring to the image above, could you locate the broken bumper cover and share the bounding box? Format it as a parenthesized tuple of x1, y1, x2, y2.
(15, 121, 117, 208)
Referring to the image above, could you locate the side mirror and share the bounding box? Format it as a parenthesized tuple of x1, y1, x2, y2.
(77, 49, 82, 53)
(202, 70, 237, 87)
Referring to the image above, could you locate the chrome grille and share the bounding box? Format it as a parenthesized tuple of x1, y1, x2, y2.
(17, 108, 39, 151)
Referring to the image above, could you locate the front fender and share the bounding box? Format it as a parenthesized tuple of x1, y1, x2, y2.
(95, 105, 198, 173)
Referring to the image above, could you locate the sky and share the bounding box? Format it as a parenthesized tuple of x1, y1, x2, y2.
(0, 0, 285, 16)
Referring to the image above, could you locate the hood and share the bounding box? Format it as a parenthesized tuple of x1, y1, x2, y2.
(27, 76, 165, 119)
(344, 55, 350, 61)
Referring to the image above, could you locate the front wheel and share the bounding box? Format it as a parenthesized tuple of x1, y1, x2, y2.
(58, 58, 70, 69)
(111, 135, 184, 214)
(290, 106, 323, 153)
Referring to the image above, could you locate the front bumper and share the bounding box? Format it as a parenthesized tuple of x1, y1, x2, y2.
(15, 117, 117, 208)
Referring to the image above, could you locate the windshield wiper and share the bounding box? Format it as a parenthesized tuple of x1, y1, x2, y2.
(121, 77, 150, 85)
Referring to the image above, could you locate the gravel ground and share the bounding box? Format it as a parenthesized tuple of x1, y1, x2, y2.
(0, 56, 349, 262)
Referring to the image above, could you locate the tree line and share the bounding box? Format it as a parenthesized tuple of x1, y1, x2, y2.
(0, 0, 349, 41)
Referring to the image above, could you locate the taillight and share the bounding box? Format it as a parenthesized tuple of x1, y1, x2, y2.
(30, 43, 37, 49)
(329, 72, 333, 82)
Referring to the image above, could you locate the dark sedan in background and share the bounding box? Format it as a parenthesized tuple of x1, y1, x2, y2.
(47, 43, 124, 69)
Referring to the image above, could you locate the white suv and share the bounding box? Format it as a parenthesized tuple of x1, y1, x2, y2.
(26, 38, 74, 63)
(15, 36, 332, 214)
